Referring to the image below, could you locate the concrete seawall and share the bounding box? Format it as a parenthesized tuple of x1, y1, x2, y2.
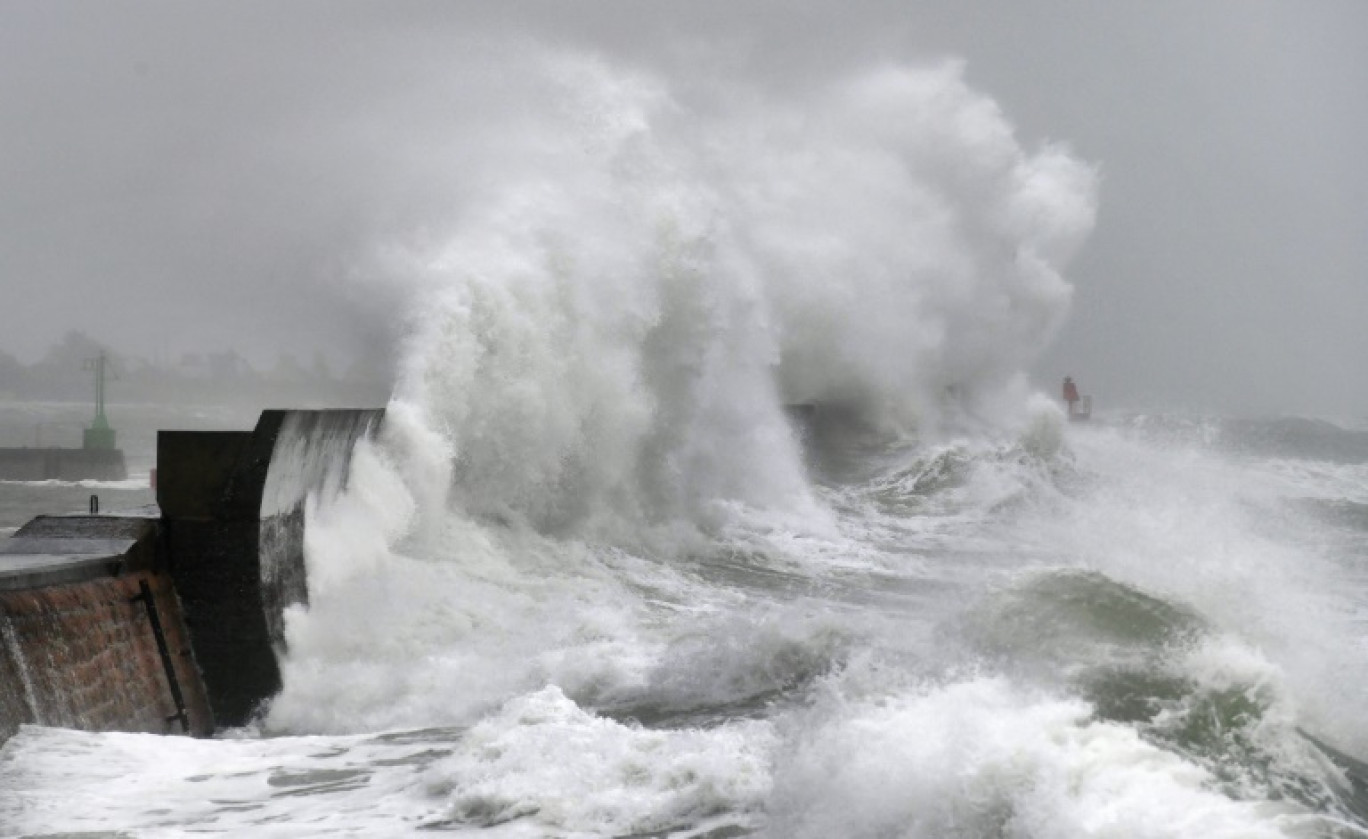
(159, 409, 384, 727)
(0, 447, 127, 481)
(0, 408, 383, 744)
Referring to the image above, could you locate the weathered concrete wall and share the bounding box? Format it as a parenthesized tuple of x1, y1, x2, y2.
(0, 516, 212, 743)
(0, 447, 127, 481)
(159, 409, 383, 727)
(258, 410, 383, 643)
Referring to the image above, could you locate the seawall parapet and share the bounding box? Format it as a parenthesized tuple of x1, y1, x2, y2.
(159, 409, 384, 727)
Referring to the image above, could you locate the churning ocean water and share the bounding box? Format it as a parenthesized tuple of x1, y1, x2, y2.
(4, 411, 1368, 838)
(4, 53, 1368, 839)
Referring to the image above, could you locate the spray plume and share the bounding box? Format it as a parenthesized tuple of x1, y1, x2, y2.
(371, 46, 1097, 543)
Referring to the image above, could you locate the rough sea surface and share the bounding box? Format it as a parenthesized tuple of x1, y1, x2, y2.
(3, 411, 1368, 838)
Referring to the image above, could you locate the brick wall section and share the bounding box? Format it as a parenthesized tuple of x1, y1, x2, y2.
(0, 516, 215, 743)
(0, 569, 213, 742)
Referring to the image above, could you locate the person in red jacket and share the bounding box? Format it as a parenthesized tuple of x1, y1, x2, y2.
(1062, 376, 1080, 415)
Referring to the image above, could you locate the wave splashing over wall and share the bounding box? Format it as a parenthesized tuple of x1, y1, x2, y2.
(378, 50, 1097, 545)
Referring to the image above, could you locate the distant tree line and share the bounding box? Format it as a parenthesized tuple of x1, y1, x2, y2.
(0, 330, 391, 405)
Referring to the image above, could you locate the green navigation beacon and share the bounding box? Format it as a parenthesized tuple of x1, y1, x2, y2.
(83, 352, 117, 451)
(0, 351, 126, 480)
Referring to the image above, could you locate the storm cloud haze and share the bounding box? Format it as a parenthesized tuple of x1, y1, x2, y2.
(1, 1, 1365, 416)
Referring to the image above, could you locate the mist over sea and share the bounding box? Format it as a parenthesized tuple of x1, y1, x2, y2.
(4, 50, 1368, 839)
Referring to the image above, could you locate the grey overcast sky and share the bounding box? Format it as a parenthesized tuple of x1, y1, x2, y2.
(1, 1, 1365, 416)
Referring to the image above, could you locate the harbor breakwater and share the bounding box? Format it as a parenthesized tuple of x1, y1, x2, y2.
(0, 408, 383, 743)
(0, 447, 127, 481)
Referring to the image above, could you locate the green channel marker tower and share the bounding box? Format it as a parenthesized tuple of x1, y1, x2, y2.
(0, 351, 127, 480)
(83, 352, 117, 451)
